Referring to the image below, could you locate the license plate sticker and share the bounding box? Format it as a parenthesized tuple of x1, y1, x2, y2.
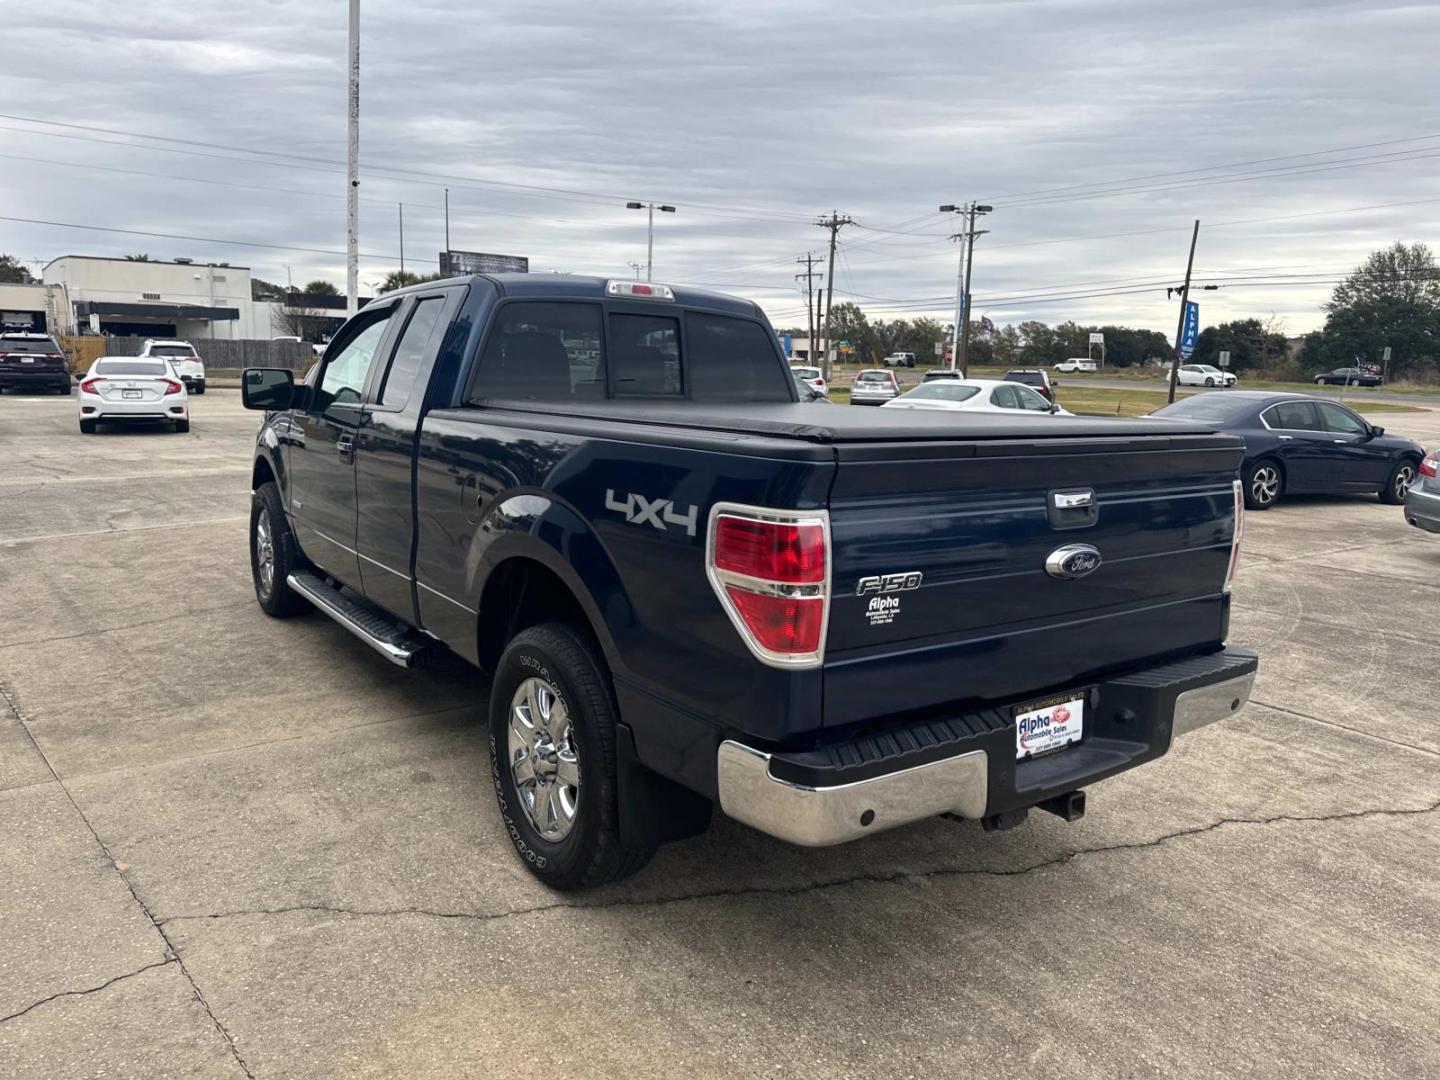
(122, 389, 142, 399)
(1015, 694, 1085, 760)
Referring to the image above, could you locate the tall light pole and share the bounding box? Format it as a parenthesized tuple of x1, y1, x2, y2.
(626, 260, 644, 280)
(626, 201, 676, 281)
(940, 203, 991, 375)
(345, 0, 360, 317)
(398, 202, 405, 274)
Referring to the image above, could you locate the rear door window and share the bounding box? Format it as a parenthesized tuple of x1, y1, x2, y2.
(610, 313, 681, 396)
(378, 296, 445, 407)
(1265, 401, 1320, 431)
(991, 384, 1019, 408)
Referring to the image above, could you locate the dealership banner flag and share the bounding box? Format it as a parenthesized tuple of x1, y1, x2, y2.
(1179, 301, 1200, 359)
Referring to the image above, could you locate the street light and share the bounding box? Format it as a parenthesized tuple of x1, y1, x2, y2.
(626, 201, 676, 282)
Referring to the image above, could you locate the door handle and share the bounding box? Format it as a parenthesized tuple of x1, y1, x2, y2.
(1332, 439, 1347, 444)
(1277, 435, 1293, 441)
(337, 433, 355, 463)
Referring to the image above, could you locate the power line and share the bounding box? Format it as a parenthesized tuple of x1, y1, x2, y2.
(0, 213, 417, 264)
(984, 131, 1440, 202)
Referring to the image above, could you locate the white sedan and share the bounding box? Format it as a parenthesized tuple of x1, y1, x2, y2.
(881, 378, 1072, 415)
(1172, 363, 1237, 387)
(789, 365, 829, 396)
(78, 356, 190, 434)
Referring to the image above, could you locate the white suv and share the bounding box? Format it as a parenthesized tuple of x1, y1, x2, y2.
(1054, 358, 1098, 373)
(139, 340, 206, 394)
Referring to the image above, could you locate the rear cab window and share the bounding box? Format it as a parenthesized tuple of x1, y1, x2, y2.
(467, 300, 792, 404)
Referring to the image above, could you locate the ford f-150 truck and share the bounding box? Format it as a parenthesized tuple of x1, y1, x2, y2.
(241, 274, 1256, 889)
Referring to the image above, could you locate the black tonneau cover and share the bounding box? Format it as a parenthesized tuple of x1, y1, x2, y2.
(471, 398, 1220, 443)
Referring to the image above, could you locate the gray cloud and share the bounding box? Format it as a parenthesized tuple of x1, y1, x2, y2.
(1, 0, 1435, 334)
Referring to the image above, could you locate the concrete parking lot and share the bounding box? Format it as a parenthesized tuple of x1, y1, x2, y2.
(2, 391, 1438, 1079)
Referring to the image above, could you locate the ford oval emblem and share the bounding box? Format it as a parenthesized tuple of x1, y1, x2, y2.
(1046, 543, 1102, 580)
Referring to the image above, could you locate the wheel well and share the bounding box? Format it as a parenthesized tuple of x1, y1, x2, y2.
(252, 457, 275, 491)
(476, 558, 601, 676)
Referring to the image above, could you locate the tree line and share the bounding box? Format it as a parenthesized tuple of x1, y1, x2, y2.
(780, 241, 1440, 381)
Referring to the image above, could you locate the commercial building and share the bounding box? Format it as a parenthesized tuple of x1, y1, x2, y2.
(42, 256, 267, 339)
(0, 283, 63, 332)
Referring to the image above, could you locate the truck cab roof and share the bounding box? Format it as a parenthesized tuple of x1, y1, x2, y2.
(387, 273, 765, 320)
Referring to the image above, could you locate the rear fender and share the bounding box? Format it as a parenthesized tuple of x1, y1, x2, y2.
(472, 492, 629, 675)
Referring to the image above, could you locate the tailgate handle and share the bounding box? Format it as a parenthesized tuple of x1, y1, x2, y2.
(1048, 488, 1098, 530)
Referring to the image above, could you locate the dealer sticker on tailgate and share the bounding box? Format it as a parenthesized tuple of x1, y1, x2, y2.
(1015, 694, 1085, 760)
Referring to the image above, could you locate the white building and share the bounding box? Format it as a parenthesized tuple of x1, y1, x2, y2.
(42, 256, 269, 339)
(0, 282, 64, 333)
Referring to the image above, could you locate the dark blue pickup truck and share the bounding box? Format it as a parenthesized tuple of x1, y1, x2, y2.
(242, 274, 1257, 888)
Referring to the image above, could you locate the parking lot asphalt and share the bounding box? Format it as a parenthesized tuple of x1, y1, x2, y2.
(2, 391, 1438, 1079)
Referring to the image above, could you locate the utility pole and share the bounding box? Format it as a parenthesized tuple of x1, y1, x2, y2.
(443, 188, 450, 253)
(817, 212, 853, 379)
(625, 201, 676, 281)
(398, 202, 405, 274)
(1167, 219, 1201, 404)
(626, 260, 644, 280)
(940, 203, 992, 375)
(795, 253, 822, 364)
(345, 0, 360, 317)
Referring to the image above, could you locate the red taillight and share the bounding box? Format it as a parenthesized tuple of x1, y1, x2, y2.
(162, 379, 183, 395)
(1224, 479, 1244, 593)
(80, 377, 104, 393)
(816, 378, 825, 387)
(714, 516, 825, 583)
(708, 506, 830, 666)
(1421, 453, 1438, 479)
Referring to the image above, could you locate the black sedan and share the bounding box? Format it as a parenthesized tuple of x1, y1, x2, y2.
(1151, 391, 1425, 510)
(1314, 367, 1382, 387)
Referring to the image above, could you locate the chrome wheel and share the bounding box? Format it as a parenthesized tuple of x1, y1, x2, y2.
(1251, 465, 1280, 506)
(254, 508, 275, 598)
(1394, 465, 1415, 500)
(508, 677, 580, 841)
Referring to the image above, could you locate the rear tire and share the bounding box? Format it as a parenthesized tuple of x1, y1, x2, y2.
(1244, 459, 1282, 510)
(1381, 459, 1416, 506)
(250, 481, 311, 617)
(78, 419, 96, 434)
(174, 419, 190, 433)
(490, 622, 654, 890)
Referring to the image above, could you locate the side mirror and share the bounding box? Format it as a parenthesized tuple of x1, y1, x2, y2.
(242, 368, 295, 411)
(1050, 404, 1061, 414)
(1370, 425, 1385, 438)
(1052, 378, 1062, 387)
(73, 371, 83, 382)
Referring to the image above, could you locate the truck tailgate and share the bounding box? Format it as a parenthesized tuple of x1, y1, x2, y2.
(823, 432, 1242, 727)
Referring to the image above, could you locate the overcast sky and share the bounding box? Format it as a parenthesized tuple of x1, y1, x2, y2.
(2, 0, 1436, 336)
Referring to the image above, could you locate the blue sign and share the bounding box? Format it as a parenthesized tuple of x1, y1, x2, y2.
(777, 332, 793, 358)
(1179, 301, 1200, 359)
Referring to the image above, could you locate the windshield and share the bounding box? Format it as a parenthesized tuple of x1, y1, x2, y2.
(1151, 395, 1256, 422)
(903, 383, 981, 402)
(95, 360, 169, 376)
(147, 345, 197, 358)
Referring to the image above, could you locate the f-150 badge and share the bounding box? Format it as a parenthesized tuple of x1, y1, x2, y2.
(605, 489, 698, 537)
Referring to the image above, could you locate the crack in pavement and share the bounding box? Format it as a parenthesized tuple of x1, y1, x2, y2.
(0, 959, 175, 1026)
(158, 798, 1440, 929)
(0, 677, 256, 1080)
(0, 602, 254, 652)
(1251, 697, 1440, 759)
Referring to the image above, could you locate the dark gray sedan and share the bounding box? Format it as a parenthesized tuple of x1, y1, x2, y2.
(1405, 450, 1440, 533)
(1151, 391, 1426, 510)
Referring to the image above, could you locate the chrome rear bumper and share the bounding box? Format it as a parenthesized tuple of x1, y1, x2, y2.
(717, 655, 1256, 848)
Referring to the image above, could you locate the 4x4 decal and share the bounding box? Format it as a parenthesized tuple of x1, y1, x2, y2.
(605, 489, 698, 537)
